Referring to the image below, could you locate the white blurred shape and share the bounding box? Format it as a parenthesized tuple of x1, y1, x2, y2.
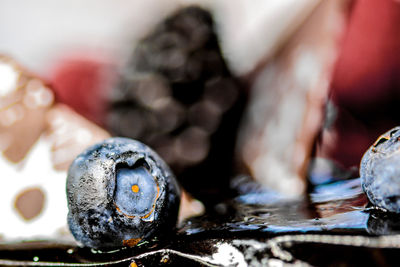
(0, 134, 70, 240)
(0, 0, 321, 76)
(0, 63, 18, 97)
(214, 0, 321, 74)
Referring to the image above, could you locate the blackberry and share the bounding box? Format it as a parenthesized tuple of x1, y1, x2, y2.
(107, 6, 246, 206)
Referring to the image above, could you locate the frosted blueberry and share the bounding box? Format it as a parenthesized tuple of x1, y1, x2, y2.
(360, 126, 400, 213)
(66, 137, 180, 248)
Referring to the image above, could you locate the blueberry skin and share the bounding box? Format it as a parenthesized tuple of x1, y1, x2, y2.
(66, 137, 180, 248)
(361, 126, 400, 212)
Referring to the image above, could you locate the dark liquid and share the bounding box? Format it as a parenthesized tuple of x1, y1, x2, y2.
(1, 178, 400, 266)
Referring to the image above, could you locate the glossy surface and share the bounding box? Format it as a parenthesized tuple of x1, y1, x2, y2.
(3, 176, 400, 265)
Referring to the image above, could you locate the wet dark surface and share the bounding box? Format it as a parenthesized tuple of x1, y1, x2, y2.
(2, 176, 400, 266)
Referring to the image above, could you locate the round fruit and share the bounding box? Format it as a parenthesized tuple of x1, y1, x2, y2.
(361, 126, 400, 212)
(66, 137, 180, 248)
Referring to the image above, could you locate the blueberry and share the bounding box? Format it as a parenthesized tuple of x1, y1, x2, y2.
(66, 137, 180, 248)
(360, 126, 400, 212)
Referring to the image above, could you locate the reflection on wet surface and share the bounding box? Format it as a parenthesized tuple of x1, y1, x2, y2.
(179, 178, 372, 237)
(1, 178, 400, 266)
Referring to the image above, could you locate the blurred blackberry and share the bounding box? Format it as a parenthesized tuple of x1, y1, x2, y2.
(107, 6, 246, 206)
